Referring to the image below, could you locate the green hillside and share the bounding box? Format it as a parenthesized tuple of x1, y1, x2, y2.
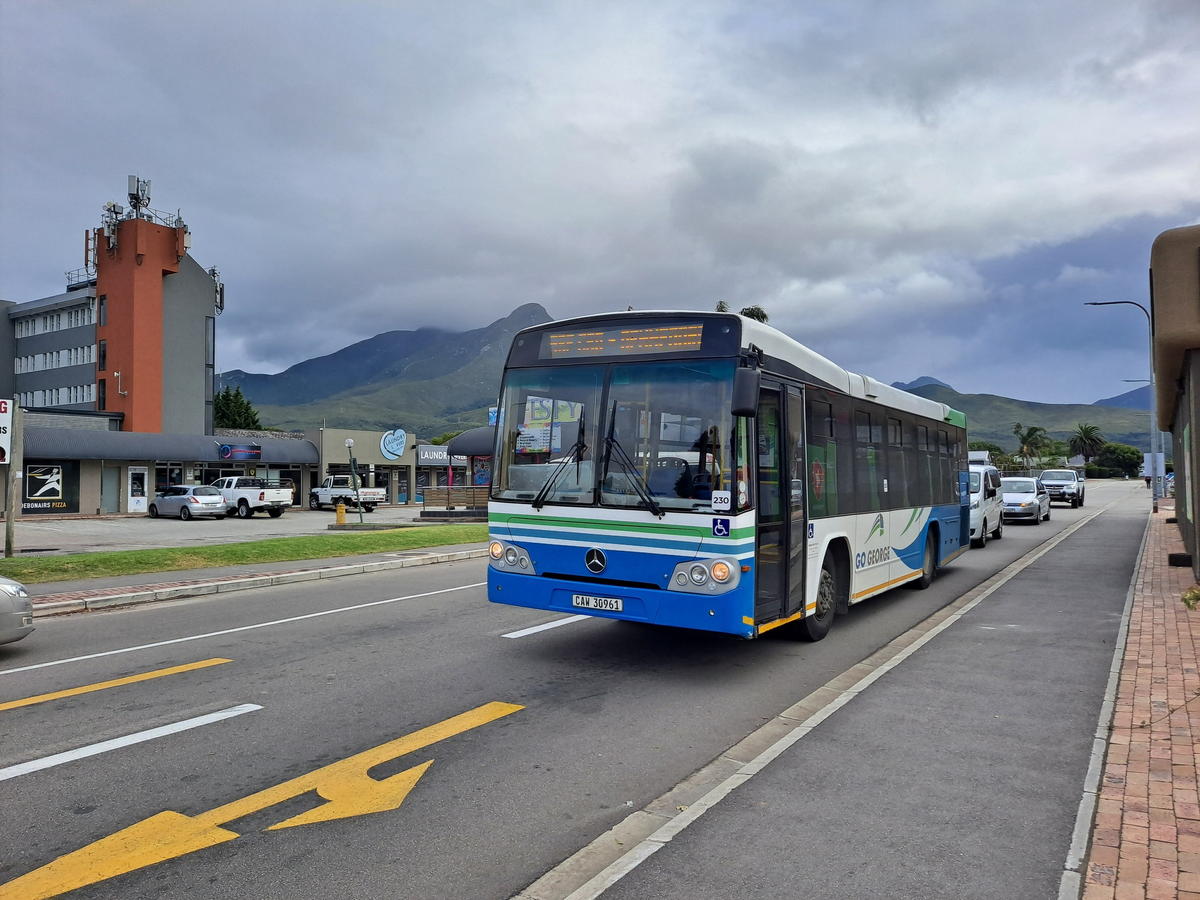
(908, 385, 1154, 451)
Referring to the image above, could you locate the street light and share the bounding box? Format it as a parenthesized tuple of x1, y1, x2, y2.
(1085, 301, 1159, 511)
(345, 438, 364, 524)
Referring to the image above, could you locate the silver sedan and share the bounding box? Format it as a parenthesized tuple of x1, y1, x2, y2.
(0, 575, 34, 645)
(148, 485, 229, 520)
(1000, 477, 1051, 524)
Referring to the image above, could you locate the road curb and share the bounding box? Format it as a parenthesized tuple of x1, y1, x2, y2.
(31, 547, 490, 617)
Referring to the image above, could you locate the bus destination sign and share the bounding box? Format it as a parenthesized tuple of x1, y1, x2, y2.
(541, 323, 705, 359)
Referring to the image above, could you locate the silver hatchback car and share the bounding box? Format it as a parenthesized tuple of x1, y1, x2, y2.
(0, 575, 35, 645)
(148, 485, 228, 520)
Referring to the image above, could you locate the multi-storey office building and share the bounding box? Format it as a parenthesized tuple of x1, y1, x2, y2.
(5, 180, 219, 433)
(1, 180, 321, 515)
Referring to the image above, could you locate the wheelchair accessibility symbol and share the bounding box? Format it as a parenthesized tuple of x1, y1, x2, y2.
(712, 518, 731, 537)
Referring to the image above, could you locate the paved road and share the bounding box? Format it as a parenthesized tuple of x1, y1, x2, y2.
(0, 483, 1144, 899)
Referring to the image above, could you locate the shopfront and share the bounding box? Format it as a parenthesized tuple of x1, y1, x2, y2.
(18, 428, 319, 515)
(304, 426, 421, 505)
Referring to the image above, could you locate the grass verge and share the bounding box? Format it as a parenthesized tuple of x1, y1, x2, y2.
(0, 524, 489, 585)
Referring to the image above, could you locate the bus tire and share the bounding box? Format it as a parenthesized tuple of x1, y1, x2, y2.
(798, 556, 837, 642)
(915, 532, 937, 590)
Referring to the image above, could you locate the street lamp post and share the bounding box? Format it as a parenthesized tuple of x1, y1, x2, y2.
(1085, 301, 1159, 512)
(345, 438, 364, 524)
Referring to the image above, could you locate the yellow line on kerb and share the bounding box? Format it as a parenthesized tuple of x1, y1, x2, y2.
(0, 659, 232, 713)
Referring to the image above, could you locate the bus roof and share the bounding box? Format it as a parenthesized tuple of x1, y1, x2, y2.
(737, 315, 968, 428)
(513, 309, 967, 430)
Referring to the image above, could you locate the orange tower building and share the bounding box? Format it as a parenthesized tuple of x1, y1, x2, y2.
(91, 178, 221, 433)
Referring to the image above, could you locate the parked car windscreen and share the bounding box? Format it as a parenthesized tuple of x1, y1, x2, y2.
(1001, 478, 1037, 494)
(1040, 469, 1074, 480)
(192, 486, 222, 496)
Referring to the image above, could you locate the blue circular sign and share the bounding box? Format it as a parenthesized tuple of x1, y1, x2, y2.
(380, 429, 408, 460)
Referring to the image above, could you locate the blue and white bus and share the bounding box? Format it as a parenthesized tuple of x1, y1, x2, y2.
(487, 311, 969, 641)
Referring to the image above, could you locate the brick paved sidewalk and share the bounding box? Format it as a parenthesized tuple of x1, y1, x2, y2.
(1083, 501, 1200, 899)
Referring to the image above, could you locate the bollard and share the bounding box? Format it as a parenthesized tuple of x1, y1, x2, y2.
(336, 502, 346, 525)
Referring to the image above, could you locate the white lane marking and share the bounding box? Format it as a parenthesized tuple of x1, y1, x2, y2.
(541, 492, 1128, 900)
(0, 582, 486, 676)
(0, 703, 262, 781)
(503, 615, 590, 639)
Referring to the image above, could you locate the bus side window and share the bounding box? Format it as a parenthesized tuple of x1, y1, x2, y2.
(855, 408, 885, 512)
(888, 416, 909, 509)
(806, 395, 836, 518)
(831, 391, 857, 516)
(733, 417, 753, 512)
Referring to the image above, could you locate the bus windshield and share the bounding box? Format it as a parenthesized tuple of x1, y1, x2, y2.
(600, 360, 734, 512)
(491, 365, 604, 505)
(491, 359, 736, 512)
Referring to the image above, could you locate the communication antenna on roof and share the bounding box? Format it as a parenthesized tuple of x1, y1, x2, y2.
(128, 176, 151, 218)
(207, 267, 225, 314)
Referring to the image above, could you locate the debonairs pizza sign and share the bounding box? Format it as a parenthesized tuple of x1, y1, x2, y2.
(22, 462, 81, 514)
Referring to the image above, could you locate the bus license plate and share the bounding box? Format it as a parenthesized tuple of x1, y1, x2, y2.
(572, 594, 623, 612)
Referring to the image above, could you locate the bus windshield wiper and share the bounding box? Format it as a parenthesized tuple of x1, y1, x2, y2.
(531, 413, 586, 510)
(601, 411, 663, 518)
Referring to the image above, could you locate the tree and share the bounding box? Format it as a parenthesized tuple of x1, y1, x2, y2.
(715, 301, 768, 322)
(214, 386, 262, 429)
(1040, 439, 1071, 466)
(1096, 442, 1143, 477)
(968, 441, 1005, 456)
(430, 431, 463, 446)
(1012, 423, 1048, 464)
(1069, 423, 1106, 463)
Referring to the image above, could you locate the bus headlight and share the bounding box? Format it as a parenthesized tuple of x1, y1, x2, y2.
(668, 558, 740, 594)
(488, 540, 535, 574)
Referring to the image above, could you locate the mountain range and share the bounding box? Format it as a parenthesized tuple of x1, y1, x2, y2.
(221, 305, 1155, 449)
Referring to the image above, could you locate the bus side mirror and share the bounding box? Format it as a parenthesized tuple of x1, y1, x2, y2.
(732, 367, 760, 418)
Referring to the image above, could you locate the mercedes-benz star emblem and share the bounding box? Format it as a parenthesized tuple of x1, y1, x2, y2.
(585, 548, 607, 574)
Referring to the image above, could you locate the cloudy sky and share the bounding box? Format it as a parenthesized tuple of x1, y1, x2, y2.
(2, 1, 1198, 404)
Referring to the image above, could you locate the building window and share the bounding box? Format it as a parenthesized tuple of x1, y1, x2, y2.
(98, 295, 107, 327)
(98, 379, 106, 411)
(98, 339, 106, 371)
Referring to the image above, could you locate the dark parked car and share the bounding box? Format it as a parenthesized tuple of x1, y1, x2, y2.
(148, 485, 228, 520)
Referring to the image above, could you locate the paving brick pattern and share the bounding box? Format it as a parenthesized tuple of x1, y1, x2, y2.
(1084, 502, 1200, 900)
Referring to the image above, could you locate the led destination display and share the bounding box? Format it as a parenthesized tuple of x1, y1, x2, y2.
(540, 323, 705, 359)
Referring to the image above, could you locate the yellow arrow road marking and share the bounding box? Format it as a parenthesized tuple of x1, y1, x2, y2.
(0, 659, 233, 713)
(0, 701, 523, 900)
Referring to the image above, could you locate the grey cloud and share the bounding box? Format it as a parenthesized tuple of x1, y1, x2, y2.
(2, 0, 1198, 404)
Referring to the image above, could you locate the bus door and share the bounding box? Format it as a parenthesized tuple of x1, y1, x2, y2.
(754, 386, 786, 621)
(784, 386, 807, 618)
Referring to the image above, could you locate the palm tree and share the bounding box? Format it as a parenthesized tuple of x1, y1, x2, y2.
(1013, 423, 1049, 465)
(1069, 423, 1105, 463)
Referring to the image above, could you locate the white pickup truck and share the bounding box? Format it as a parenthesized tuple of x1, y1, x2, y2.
(211, 476, 293, 518)
(309, 475, 387, 511)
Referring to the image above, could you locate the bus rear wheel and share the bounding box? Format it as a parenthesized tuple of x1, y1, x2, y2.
(798, 557, 837, 642)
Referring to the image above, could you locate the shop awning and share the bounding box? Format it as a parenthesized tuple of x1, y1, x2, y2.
(446, 425, 496, 458)
(23, 428, 320, 464)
